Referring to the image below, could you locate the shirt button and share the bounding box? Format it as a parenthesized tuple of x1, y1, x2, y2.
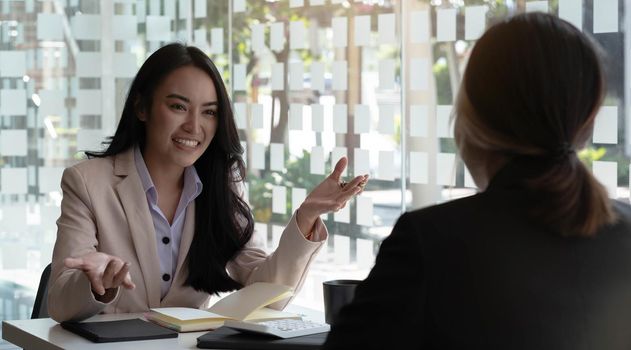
(162, 237, 170, 244)
(162, 274, 170, 282)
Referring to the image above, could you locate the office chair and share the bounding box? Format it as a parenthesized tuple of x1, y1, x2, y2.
(31, 263, 51, 319)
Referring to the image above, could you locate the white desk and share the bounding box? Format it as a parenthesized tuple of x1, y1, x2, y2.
(2, 305, 324, 350)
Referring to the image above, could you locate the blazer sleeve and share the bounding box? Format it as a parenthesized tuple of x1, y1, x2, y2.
(226, 210, 328, 309)
(323, 212, 427, 349)
(47, 166, 119, 322)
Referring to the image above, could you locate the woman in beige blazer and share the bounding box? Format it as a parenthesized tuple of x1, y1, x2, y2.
(48, 43, 368, 322)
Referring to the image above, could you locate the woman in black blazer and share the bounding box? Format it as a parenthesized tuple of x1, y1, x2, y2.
(324, 12, 631, 350)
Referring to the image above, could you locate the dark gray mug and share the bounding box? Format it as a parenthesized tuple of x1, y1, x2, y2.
(322, 279, 361, 325)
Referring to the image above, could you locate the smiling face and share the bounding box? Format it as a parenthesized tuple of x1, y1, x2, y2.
(138, 65, 219, 171)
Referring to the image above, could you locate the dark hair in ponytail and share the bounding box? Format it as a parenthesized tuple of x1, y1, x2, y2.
(86, 43, 253, 293)
(456, 12, 616, 236)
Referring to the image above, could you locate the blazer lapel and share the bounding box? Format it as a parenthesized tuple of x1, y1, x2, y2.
(114, 149, 161, 308)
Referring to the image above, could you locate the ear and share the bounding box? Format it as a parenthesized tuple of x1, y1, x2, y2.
(134, 97, 147, 121)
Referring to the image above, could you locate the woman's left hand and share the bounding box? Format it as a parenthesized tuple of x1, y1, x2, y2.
(296, 156, 369, 237)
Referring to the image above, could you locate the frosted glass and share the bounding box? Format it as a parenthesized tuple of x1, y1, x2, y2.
(77, 129, 105, 153)
(354, 15, 370, 46)
(465, 6, 487, 40)
(310, 62, 325, 92)
(39, 167, 65, 193)
(251, 23, 265, 53)
(233, 0, 245, 12)
(410, 58, 428, 91)
(354, 148, 370, 177)
(410, 11, 429, 44)
(289, 62, 304, 91)
(436, 9, 457, 42)
(233, 64, 246, 91)
(593, 161, 617, 197)
(37, 13, 63, 41)
(251, 143, 266, 170)
(290, 21, 307, 50)
(592, 106, 618, 144)
(410, 152, 428, 184)
(113, 15, 138, 40)
(437, 153, 456, 186)
(210, 28, 224, 54)
(146, 16, 171, 41)
(436, 105, 454, 138)
(464, 167, 476, 188)
(76, 52, 101, 78)
(0, 130, 27, 157)
(409, 105, 428, 137)
(289, 103, 304, 130)
(332, 17, 348, 48)
(38, 89, 64, 117)
(194, 28, 208, 48)
(250, 104, 264, 129)
(526, 1, 549, 12)
(113, 53, 137, 78)
(593, 0, 618, 33)
(0, 51, 26, 77)
(311, 104, 324, 132)
(271, 63, 285, 91)
(270, 143, 285, 171)
(378, 104, 395, 135)
(559, 0, 582, 29)
(272, 186, 287, 214)
(333, 104, 348, 133)
(378, 13, 396, 44)
(332, 61, 347, 91)
(356, 196, 373, 227)
(194, 0, 207, 18)
(310, 146, 325, 175)
(72, 15, 101, 40)
(270, 22, 285, 52)
(378, 151, 395, 181)
(233, 102, 247, 129)
(333, 236, 350, 264)
(76, 90, 102, 115)
(354, 104, 370, 134)
(356, 238, 374, 268)
(1, 90, 27, 115)
(379, 59, 395, 90)
(1, 168, 28, 195)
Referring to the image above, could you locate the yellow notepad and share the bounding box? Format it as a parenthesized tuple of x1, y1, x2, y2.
(145, 282, 298, 332)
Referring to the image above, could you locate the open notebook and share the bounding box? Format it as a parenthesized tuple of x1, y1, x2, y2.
(145, 282, 299, 332)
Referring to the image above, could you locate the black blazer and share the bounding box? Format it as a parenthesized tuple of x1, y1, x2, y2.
(324, 158, 631, 350)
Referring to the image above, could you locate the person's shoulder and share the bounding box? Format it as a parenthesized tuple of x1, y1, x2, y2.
(67, 155, 116, 176)
(403, 192, 485, 223)
(390, 193, 485, 243)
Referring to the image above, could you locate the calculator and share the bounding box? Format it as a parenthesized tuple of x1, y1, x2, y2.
(223, 319, 330, 339)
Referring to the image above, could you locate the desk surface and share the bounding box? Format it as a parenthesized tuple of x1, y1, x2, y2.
(2, 305, 324, 350)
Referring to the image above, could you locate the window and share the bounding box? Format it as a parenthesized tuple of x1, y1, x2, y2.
(0, 0, 626, 320)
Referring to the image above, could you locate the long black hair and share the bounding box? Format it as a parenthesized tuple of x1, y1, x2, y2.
(456, 13, 615, 236)
(86, 43, 254, 294)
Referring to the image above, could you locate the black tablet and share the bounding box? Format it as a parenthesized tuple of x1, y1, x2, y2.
(61, 318, 178, 343)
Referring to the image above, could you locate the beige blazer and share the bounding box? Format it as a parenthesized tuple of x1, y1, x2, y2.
(47, 148, 327, 322)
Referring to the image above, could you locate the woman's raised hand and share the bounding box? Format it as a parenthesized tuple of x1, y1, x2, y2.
(296, 157, 369, 236)
(64, 252, 136, 301)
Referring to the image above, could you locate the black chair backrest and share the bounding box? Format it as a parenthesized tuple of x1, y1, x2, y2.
(31, 263, 51, 319)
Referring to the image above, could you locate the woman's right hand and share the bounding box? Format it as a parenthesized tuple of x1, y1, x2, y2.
(64, 252, 136, 301)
